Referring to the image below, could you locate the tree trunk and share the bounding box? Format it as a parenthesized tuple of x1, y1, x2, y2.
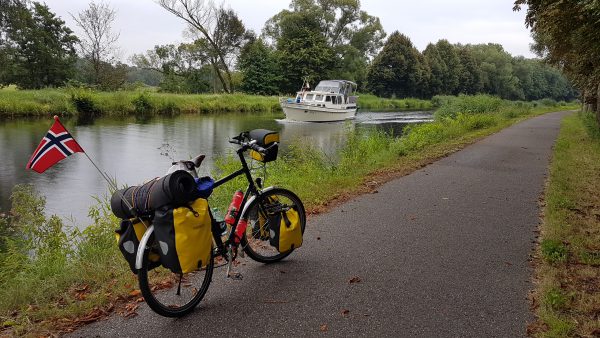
(596, 83, 600, 125)
(210, 58, 229, 93)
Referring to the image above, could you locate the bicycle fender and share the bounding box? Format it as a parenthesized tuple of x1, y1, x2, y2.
(239, 186, 277, 219)
(135, 225, 155, 270)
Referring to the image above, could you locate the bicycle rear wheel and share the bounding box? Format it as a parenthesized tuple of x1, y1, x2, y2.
(138, 236, 214, 317)
(241, 188, 306, 263)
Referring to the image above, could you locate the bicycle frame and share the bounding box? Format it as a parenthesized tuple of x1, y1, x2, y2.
(135, 143, 266, 270)
(211, 145, 263, 254)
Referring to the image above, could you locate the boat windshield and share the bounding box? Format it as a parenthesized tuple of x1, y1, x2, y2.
(314, 80, 356, 96)
(305, 93, 314, 101)
(315, 94, 323, 101)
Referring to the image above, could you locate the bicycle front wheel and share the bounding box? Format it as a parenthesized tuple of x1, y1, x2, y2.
(138, 236, 214, 317)
(241, 188, 306, 263)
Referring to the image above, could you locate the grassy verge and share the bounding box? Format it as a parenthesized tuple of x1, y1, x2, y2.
(529, 112, 600, 337)
(0, 95, 577, 336)
(0, 88, 434, 118)
(356, 93, 433, 111)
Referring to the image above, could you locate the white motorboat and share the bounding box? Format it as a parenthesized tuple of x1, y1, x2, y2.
(280, 80, 358, 122)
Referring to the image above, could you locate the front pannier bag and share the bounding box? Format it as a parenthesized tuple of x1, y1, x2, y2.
(249, 129, 279, 162)
(153, 198, 212, 274)
(268, 206, 303, 253)
(115, 219, 160, 274)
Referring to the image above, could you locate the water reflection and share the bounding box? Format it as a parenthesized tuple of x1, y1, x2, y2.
(0, 110, 432, 224)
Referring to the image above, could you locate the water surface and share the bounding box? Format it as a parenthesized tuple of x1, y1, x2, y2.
(0, 110, 433, 224)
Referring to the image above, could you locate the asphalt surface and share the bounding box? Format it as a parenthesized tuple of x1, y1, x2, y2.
(69, 111, 570, 338)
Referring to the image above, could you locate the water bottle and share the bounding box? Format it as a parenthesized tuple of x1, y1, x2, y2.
(211, 207, 227, 236)
(234, 219, 248, 244)
(225, 190, 244, 225)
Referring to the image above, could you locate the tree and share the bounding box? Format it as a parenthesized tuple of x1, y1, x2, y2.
(265, 0, 384, 57)
(157, 0, 250, 93)
(0, 1, 78, 88)
(264, 0, 385, 90)
(366, 32, 427, 98)
(270, 11, 336, 93)
(465, 43, 521, 100)
(238, 38, 280, 95)
(514, 0, 600, 117)
(455, 45, 483, 95)
(71, 1, 120, 87)
(131, 40, 212, 93)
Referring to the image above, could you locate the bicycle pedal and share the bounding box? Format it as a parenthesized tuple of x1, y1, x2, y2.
(227, 271, 243, 280)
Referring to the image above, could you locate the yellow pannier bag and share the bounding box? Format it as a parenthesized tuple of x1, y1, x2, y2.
(153, 198, 212, 273)
(249, 129, 279, 162)
(115, 218, 160, 274)
(269, 208, 303, 253)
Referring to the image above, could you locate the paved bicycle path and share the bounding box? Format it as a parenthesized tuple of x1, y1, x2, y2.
(69, 111, 571, 338)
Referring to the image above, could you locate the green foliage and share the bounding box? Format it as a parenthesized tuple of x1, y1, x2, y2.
(0, 185, 133, 334)
(358, 94, 433, 110)
(0, 1, 78, 89)
(238, 39, 281, 95)
(544, 288, 569, 310)
(274, 16, 337, 93)
(515, 0, 600, 103)
(367, 38, 575, 102)
(580, 111, 600, 140)
(366, 32, 427, 98)
(263, 0, 385, 93)
(69, 88, 98, 116)
(131, 91, 154, 114)
(423, 40, 462, 96)
(434, 94, 504, 119)
(540, 239, 568, 263)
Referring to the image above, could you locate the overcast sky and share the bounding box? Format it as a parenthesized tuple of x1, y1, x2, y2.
(41, 0, 536, 61)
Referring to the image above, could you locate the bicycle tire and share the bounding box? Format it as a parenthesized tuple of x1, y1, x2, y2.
(241, 188, 306, 263)
(138, 235, 214, 317)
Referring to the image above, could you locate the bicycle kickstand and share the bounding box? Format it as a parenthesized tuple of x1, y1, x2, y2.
(225, 244, 243, 280)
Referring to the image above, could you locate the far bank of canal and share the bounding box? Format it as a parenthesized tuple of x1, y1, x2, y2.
(0, 110, 433, 225)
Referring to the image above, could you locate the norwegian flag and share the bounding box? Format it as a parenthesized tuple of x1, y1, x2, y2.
(26, 116, 84, 173)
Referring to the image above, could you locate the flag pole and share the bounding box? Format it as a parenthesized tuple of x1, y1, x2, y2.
(81, 150, 150, 227)
(54, 116, 148, 227)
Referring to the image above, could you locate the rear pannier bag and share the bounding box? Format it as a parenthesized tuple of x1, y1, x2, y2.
(115, 219, 160, 274)
(249, 129, 279, 162)
(268, 205, 303, 253)
(153, 198, 212, 273)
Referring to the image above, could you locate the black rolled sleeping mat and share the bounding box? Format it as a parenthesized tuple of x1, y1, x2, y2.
(110, 170, 198, 219)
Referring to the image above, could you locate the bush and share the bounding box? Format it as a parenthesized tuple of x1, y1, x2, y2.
(132, 92, 154, 114)
(541, 239, 568, 263)
(434, 94, 504, 120)
(69, 89, 98, 116)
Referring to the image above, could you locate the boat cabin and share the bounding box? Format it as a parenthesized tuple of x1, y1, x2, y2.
(295, 80, 357, 106)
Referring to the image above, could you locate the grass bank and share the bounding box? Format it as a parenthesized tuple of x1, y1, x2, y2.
(356, 93, 433, 111)
(529, 112, 600, 337)
(0, 88, 434, 118)
(0, 95, 577, 336)
(0, 87, 283, 118)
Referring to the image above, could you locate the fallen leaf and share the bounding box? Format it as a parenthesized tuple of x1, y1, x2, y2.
(129, 290, 141, 297)
(348, 276, 361, 284)
(319, 324, 328, 332)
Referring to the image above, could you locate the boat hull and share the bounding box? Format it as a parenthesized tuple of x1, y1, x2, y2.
(281, 103, 356, 122)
